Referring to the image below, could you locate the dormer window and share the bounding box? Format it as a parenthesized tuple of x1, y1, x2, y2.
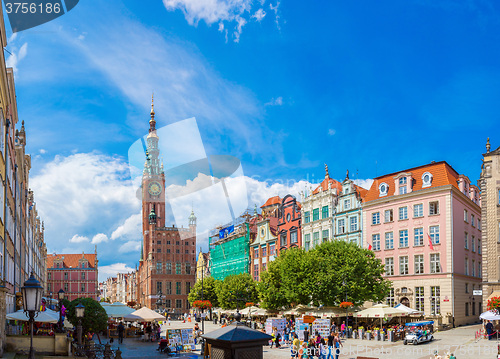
(399, 177, 407, 195)
(379, 183, 388, 197)
(422, 172, 433, 188)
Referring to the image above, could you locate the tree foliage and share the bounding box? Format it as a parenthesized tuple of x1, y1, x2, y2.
(217, 273, 259, 309)
(258, 241, 391, 308)
(188, 276, 220, 308)
(65, 298, 108, 335)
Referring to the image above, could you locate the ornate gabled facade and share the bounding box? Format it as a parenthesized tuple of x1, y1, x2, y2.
(300, 164, 341, 250)
(137, 98, 196, 311)
(480, 138, 500, 310)
(250, 216, 278, 281)
(332, 171, 367, 246)
(276, 194, 301, 253)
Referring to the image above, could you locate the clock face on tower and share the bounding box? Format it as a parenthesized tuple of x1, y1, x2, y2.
(148, 182, 162, 196)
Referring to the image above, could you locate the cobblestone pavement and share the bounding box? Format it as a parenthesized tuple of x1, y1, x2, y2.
(114, 320, 498, 359)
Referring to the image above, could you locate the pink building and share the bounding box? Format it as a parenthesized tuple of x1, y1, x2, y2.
(363, 161, 481, 327)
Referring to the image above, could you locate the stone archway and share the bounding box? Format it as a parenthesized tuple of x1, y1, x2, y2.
(400, 297, 410, 307)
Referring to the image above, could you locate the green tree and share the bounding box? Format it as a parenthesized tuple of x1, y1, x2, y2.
(65, 298, 108, 336)
(312, 240, 391, 306)
(257, 258, 288, 310)
(217, 273, 259, 309)
(188, 276, 220, 307)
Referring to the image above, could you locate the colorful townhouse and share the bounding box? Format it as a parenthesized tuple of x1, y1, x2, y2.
(277, 195, 302, 254)
(250, 216, 278, 281)
(363, 161, 482, 327)
(301, 165, 342, 250)
(332, 171, 368, 246)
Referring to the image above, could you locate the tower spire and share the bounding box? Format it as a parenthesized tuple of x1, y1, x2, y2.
(486, 137, 491, 153)
(325, 163, 330, 179)
(149, 93, 156, 133)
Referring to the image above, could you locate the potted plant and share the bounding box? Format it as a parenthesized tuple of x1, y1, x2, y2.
(380, 331, 385, 341)
(348, 326, 353, 338)
(387, 328, 394, 342)
(374, 327, 380, 340)
(353, 330, 357, 339)
(358, 326, 364, 339)
(366, 330, 372, 340)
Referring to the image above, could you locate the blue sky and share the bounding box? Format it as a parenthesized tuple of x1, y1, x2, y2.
(4, 0, 500, 280)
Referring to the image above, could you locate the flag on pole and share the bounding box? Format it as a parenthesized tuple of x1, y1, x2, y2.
(427, 233, 434, 251)
(368, 243, 372, 250)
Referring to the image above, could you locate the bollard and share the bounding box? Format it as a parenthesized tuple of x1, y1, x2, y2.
(104, 342, 112, 359)
(115, 347, 122, 359)
(87, 350, 96, 359)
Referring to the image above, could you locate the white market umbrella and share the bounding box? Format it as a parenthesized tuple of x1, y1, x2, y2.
(356, 304, 407, 327)
(7, 309, 59, 323)
(394, 303, 423, 316)
(104, 302, 135, 318)
(239, 306, 260, 316)
(480, 310, 500, 321)
(123, 307, 165, 322)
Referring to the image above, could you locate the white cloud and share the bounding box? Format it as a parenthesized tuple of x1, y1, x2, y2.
(252, 8, 266, 21)
(99, 263, 135, 282)
(6, 42, 28, 74)
(119, 241, 141, 254)
(265, 96, 283, 106)
(69, 234, 89, 243)
(39, 149, 47, 154)
(91, 233, 109, 244)
(8, 33, 17, 44)
(111, 213, 142, 241)
(163, 0, 276, 42)
(328, 129, 336, 136)
(353, 179, 374, 190)
(269, 1, 281, 30)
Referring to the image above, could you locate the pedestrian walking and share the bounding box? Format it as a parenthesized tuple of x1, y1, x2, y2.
(117, 322, 125, 344)
(333, 333, 342, 359)
(340, 321, 346, 339)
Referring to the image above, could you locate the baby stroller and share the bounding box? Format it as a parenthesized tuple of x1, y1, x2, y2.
(157, 339, 171, 354)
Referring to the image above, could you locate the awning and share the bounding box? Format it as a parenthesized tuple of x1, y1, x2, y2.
(487, 291, 500, 302)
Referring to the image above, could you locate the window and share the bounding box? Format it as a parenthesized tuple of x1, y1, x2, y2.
(415, 287, 424, 312)
(270, 244, 276, 255)
(430, 254, 441, 273)
(322, 230, 329, 242)
(472, 260, 475, 277)
(312, 208, 319, 221)
(372, 234, 381, 251)
(156, 281, 162, 293)
(472, 301, 476, 316)
(429, 201, 439, 215)
(386, 288, 395, 307)
(471, 236, 475, 253)
(64, 272, 68, 280)
(344, 199, 351, 210)
(338, 219, 345, 234)
(48, 272, 51, 280)
(415, 255, 424, 274)
(262, 262, 267, 271)
(262, 245, 267, 257)
(304, 234, 310, 251)
(414, 228, 424, 246)
(379, 183, 388, 196)
(385, 232, 394, 249)
(478, 239, 481, 254)
(304, 211, 310, 223)
(399, 256, 409, 275)
(186, 263, 191, 275)
(253, 264, 259, 280)
(280, 233, 287, 247)
(165, 282, 172, 295)
(176, 249, 180, 254)
(156, 262, 162, 273)
(81, 284, 85, 292)
(166, 262, 172, 274)
(176, 262, 181, 274)
(465, 258, 469, 275)
(465, 232, 469, 249)
(384, 209, 393, 223)
(176, 282, 181, 295)
(290, 231, 298, 244)
(422, 172, 433, 187)
(399, 207, 408, 220)
(479, 262, 482, 278)
(413, 204, 423, 218)
(81, 272, 85, 280)
(399, 177, 407, 194)
(350, 217, 358, 232)
(470, 214, 475, 227)
(254, 247, 259, 258)
(372, 212, 380, 225)
(64, 283, 68, 292)
(385, 258, 394, 276)
(430, 286, 440, 315)
(313, 232, 320, 247)
(429, 226, 440, 244)
(176, 299, 182, 309)
(464, 209, 468, 222)
(176, 241, 180, 245)
(465, 283, 469, 293)
(186, 282, 191, 294)
(322, 206, 329, 218)
(399, 230, 409, 248)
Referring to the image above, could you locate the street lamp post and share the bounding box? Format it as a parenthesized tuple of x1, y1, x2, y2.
(57, 289, 65, 331)
(21, 272, 43, 359)
(201, 254, 205, 335)
(75, 303, 85, 347)
(343, 279, 348, 339)
(156, 290, 163, 312)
